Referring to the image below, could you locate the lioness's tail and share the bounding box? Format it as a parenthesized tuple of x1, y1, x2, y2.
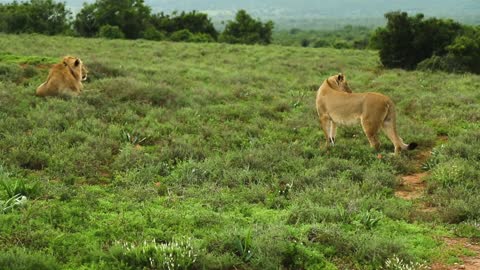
(383, 100, 417, 154)
(36, 83, 47, 97)
(407, 142, 418, 150)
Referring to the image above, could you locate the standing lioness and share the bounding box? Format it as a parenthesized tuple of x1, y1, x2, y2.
(316, 73, 417, 154)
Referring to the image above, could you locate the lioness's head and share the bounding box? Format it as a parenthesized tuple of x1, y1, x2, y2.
(328, 73, 352, 93)
(63, 56, 88, 81)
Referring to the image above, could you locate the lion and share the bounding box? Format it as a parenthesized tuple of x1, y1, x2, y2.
(315, 73, 417, 154)
(36, 56, 88, 97)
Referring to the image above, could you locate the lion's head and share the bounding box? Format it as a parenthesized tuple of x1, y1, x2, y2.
(327, 73, 352, 93)
(63, 56, 88, 82)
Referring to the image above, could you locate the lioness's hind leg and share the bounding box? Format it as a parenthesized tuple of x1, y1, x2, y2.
(383, 120, 408, 154)
(361, 117, 381, 150)
(319, 115, 333, 147)
(329, 121, 337, 145)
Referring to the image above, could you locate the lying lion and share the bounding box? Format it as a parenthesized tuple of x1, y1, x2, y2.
(36, 56, 88, 97)
(316, 73, 417, 154)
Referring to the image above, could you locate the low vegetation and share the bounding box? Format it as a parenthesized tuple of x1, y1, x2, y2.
(273, 25, 372, 49)
(0, 33, 479, 269)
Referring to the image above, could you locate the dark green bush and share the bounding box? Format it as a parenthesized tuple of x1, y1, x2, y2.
(98, 24, 125, 39)
(0, 63, 23, 83)
(0, 248, 60, 270)
(170, 29, 194, 42)
(220, 10, 274, 45)
(417, 55, 468, 73)
(141, 26, 165, 41)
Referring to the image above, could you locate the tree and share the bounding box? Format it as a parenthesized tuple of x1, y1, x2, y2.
(149, 11, 218, 41)
(447, 29, 480, 73)
(172, 11, 218, 40)
(74, 3, 98, 37)
(220, 10, 274, 45)
(372, 11, 464, 69)
(374, 12, 419, 69)
(0, 0, 71, 35)
(74, 0, 151, 39)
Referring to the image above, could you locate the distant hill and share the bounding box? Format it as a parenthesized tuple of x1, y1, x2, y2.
(1, 0, 479, 29)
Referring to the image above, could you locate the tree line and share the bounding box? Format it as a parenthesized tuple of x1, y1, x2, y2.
(371, 11, 480, 74)
(0, 0, 274, 45)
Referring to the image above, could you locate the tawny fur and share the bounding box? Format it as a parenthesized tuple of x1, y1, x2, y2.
(315, 73, 417, 154)
(36, 56, 88, 97)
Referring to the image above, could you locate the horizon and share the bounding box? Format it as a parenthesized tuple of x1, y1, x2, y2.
(0, 0, 479, 28)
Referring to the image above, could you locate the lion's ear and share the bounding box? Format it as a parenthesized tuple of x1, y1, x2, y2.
(337, 73, 344, 82)
(74, 59, 80, 67)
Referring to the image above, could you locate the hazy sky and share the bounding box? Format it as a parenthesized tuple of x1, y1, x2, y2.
(0, 0, 478, 23)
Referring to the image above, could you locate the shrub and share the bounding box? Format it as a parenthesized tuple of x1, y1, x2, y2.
(384, 254, 428, 270)
(98, 24, 125, 39)
(109, 238, 198, 270)
(417, 55, 468, 73)
(190, 33, 215, 43)
(169, 29, 193, 42)
(0, 63, 23, 83)
(0, 248, 60, 270)
(141, 26, 165, 41)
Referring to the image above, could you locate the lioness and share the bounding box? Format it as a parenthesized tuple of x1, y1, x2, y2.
(36, 56, 88, 97)
(316, 73, 417, 154)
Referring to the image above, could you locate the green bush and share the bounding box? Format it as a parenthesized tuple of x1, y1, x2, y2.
(169, 29, 193, 42)
(190, 33, 215, 43)
(417, 55, 468, 73)
(98, 24, 125, 39)
(142, 26, 165, 41)
(109, 238, 198, 269)
(0, 248, 60, 270)
(0, 63, 23, 83)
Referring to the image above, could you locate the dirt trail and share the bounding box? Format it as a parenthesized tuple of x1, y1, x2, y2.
(395, 172, 429, 200)
(394, 141, 480, 270)
(431, 238, 480, 270)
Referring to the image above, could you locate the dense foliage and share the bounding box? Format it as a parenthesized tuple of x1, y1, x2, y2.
(0, 0, 71, 35)
(74, 0, 151, 39)
(372, 11, 480, 73)
(220, 10, 274, 45)
(1, 33, 480, 269)
(0, 0, 274, 45)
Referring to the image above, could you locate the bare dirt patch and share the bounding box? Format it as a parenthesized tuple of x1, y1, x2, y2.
(394, 136, 480, 269)
(395, 172, 428, 200)
(431, 238, 480, 270)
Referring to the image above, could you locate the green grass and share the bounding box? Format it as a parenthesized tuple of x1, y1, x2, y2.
(0, 33, 479, 269)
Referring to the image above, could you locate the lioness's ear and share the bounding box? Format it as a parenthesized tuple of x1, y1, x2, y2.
(337, 73, 344, 82)
(74, 59, 80, 67)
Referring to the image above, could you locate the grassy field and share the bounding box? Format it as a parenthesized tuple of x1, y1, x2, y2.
(0, 33, 479, 270)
